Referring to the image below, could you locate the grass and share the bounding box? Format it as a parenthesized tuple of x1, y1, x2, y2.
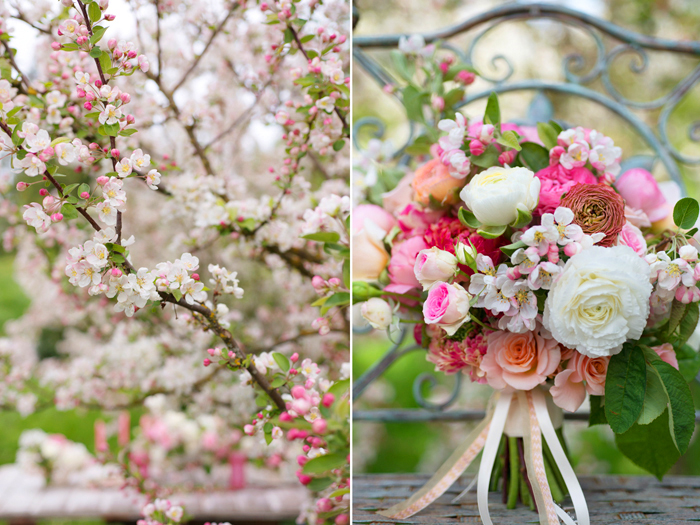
(0, 254, 30, 335)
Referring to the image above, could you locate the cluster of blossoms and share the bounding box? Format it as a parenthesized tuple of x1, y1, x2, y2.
(17, 429, 94, 486)
(356, 107, 699, 417)
(0, 0, 349, 522)
(138, 499, 184, 525)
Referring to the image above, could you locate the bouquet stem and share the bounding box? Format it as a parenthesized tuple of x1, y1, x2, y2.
(490, 430, 570, 510)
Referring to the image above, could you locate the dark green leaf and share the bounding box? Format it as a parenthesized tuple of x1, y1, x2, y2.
(615, 409, 681, 480)
(519, 142, 550, 172)
(588, 396, 607, 426)
(470, 144, 499, 168)
(678, 302, 699, 346)
(322, 292, 350, 313)
(484, 92, 500, 127)
(332, 140, 345, 152)
(270, 376, 287, 388)
(302, 232, 340, 243)
(667, 299, 687, 337)
(89, 47, 102, 59)
(673, 197, 700, 229)
(638, 363, 667, 425)
(500, 240, 526, 258)
(604, 344, 647, 434)
(676, 344, 700, 382)
(307, 477, 334, 491)
(301, 452, 347, 474)
(283, 28, 293, 43)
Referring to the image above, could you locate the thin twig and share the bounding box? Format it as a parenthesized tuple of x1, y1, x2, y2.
(170, 3, 237, 94)
(1, 40, 29, 91)
(203, 85, 269, 149)
(154, 0, 163, 83)
(10, 12, 51, 35)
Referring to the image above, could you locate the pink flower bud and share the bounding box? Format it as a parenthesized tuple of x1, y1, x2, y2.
(96, 176, 109, 185)
(469, 140, 485, 156)
(51, 42, 61, 50)
(51, 213, 63, 222)
(547, 244, 560, 264)
(76, 87, 86, 98)
(111, 149, 119, 158)
(296, 471, 312, 485)
(549, 145, 565, 166)
(302, 445, 310, 452)
(16, 182, 28, 192)
(192, 273, 200, 281)
(126, 114, 135, 124)
(564, 242, 582, 257)
(111, 268, 122, 278)
(95, 79, 102, 88)
(39, 188, 48, 196)
(290, 352, 299, 363)
(456, 70, 476, 85)
(335, 515, 349, 525)
(244, 424, 255, 436)
(203, 358, 212, 367)
(296, 454, 308, 466)
(105, 14, 115, 21)
(120, 93, 131, 104)
(108, 39, 117, 50)
(291, 385, 307, 400)
(506, 267, 521, 280)
(207, 348, 215, 356)
(498, 150, 517, 166)
(279, 412, 293, 422)
(80, 191, 90, 199)
(316, 498, 333, 513)
(311, 419, 327, 434)
(127, 50, 137, 59)
(83, 101, 92, 110)
(322, 393, 335, 407)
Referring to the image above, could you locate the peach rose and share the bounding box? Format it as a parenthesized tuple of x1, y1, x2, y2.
(481, 330, 561, 391)
(382, 172, 415, 216)
(652, 342, 679, 370)
(550, 351, 609, 412)
(412, 158, 465, 207)
(352, 218, 389, 282)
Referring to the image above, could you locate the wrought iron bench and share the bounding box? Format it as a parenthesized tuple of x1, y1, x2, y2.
(352, 3, 700, 522)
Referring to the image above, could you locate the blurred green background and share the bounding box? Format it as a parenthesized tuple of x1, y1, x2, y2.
(352, 0, 700, 476)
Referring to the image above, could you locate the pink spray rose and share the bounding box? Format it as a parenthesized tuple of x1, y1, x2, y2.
(615, 168, 668, 222)
(617, 222, 647, 256)
(652, 342, 679, 370)
(352, 204, 397, 235)
(535, 164, 598, 215)
(422, 281, 471, 336)
(414, 247, 458, 290)
(550, 351, 609, 412)
(481, 329, 561, 391)
(385, 236, 428, 294)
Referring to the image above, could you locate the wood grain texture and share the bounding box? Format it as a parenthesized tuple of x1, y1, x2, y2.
(353, 473, 700, 524)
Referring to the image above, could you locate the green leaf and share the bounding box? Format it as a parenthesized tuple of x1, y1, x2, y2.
(104, 122, 120, 137)
(604, 344, 647, 434)
(458, 207, 480, 229)
(272, 352, 291, 373)
(62, 183, 80, 195)
(302, 232, 340, 243)
(307, 477, 334, 491)
(642, 346, 695, 454)
(61, 43, 80, 51)
(300, 34, 315, 43)
(78, 183, 90, 197)
(119, 129, 138, 137)
(332, 140, 345, 152)
(615, 409, 681, 480)
(89, 46, 102, 59)
(678, 302, 699, 346)
(98, 51, 112, 75)
(548, 120, 563, 135)
(519, 142, 550, 172)
(322, 292, 350, 314)
(172, 288, 182, 301)
(90, 26, 106, 45)
(637, 363, 668, 425)
(484, 92, 500, 127)
(328, 378, 349, 398)
(342, 259, 350, 289)
(270, 376, 287, 388)
(443, 87, 465, 108)
(283, 28, 293, 43)
(60, 203, 79, 220)
(470, 144, 499, 168)
(496, 130, 521, 152)
(88, 1, 101, 23)
(667, 299, 687, 337)
(673, 197, 699, 229)
(301, 452, 347, 474)
(477, 224, 507, 239)
(588, 395, 607, 426)
(511, 207, 532, 229)
(401, 85, 426, 123)
(390, 50, 413, 82)
(676, 344, 700, 382)
(405, 135, 433, 156)
(537, 122, 559, 151)
(500, 240, 526, 258)
(111, 253, 125, 263)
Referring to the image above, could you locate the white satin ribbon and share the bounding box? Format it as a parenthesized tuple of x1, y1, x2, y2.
(532, 388, 590, 525)
(477, 391, 513, 525)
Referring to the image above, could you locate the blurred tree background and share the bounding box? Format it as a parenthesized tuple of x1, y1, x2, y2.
(352, 0, 700, 476)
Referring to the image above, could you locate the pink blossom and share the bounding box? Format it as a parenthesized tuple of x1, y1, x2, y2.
(615, 168, 669, 222)
(385, 236, 428, 294)
(617, 222, 647, 255)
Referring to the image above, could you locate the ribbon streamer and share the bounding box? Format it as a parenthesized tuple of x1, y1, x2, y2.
(377, 387, 590, 525)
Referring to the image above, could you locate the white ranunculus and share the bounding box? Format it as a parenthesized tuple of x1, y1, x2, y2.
(361, 298, 393, 330)
(543, 245, 652, 358)
(460, 166, 540, 226)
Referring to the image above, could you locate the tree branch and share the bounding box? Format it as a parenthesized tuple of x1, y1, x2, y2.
(1, 40, 29, 92)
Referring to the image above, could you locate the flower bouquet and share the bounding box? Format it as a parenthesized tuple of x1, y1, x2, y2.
(353, 91, 700, 524)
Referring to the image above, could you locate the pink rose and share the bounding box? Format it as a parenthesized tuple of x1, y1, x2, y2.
(652, 343, 679, 370)
(385, 236, 428, 294)
(352, 204, 397, 235)
(617, 222, 647, 255)
(397, 203, 445, 237)
(414, 247, 458, 290)
(550, 352, 609, 412)
(615, 168, 668, 222)
(535, 164, 597, 215)
(481, 329, 561, 391)
(382, 172, 415, 216)
(422, 281, 471, 335)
